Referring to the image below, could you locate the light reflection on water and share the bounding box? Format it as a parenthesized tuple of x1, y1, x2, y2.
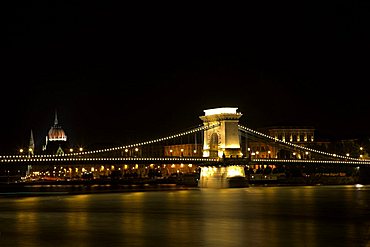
(0, 185, 369, 247)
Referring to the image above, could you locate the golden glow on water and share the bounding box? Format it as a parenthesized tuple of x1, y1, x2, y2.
(0, 186, 369, 247)
(15, 212, 39, 245)
(120, 207, 144, 246)
(65, 197, 89, 247)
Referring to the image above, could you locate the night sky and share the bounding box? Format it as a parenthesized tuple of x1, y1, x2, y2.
(2, 2, 370, 154)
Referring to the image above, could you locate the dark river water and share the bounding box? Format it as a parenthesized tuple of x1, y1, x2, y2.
(0, 185, 369, 247)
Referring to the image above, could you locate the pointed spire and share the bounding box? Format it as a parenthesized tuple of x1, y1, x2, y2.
(54, 109, 59, 126)
(29, 129, 34, 147)
(28, 129, 35, 156)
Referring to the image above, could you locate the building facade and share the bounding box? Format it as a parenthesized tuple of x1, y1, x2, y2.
(42, 111, 69, 155)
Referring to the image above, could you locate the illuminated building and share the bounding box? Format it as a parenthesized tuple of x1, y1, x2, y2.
(247, 126, 316, 159)
(42, 111, 69, 155)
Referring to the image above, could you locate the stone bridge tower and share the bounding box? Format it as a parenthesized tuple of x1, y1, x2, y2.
(199, 107, 243, 158)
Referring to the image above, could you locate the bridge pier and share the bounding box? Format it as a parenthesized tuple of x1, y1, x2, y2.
(198, 165, 248, 188)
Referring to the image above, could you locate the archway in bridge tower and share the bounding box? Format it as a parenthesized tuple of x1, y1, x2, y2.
(209, 132, 219, 157)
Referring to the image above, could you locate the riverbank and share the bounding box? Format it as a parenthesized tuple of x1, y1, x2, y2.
(0, 181, 196, 197)
(0, 175, 365, 197)
(250, 175, 362, 186)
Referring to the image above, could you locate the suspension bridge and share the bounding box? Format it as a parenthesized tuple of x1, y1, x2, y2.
(1, 107, 370, 187)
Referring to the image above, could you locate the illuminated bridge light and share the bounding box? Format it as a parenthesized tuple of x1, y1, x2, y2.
(1, 124, 370, 166)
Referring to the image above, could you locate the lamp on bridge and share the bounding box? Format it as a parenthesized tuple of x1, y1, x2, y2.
(251, 152, 255, 160)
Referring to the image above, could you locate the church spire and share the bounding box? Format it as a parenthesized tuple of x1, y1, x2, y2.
(54, 110, 59, 126)
(28, 129, 34, 156)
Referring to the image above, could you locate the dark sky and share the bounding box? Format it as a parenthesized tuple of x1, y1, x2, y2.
(2, 2, 370, 154)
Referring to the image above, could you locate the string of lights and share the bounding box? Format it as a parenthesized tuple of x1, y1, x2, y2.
(238, 125, 370, 163)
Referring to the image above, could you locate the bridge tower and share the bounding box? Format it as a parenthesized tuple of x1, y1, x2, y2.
(198, 107, 247, 188)
(27, 129, 34, 175)
(199, 107, 243, 158)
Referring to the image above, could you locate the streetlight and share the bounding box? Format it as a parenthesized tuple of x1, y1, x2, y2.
(251, 152, 255, 160)
(360, 147, 364, 159)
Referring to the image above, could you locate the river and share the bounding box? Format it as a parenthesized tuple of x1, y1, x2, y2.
(0, 184, 369, 247)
